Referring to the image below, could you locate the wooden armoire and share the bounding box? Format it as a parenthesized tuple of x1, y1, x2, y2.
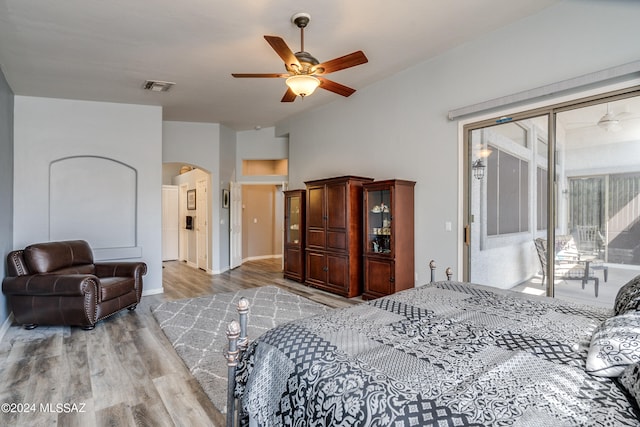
(304, 175, 373, 298)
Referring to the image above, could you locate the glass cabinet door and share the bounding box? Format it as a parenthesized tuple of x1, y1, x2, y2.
(287, 195, 301, 244)
(366, 189, 392, 254)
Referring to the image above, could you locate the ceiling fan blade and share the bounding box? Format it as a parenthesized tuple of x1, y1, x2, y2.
(317, 77, 356, 97)
(231, 73, 289, 78)
(314, 51, 368, 74)
(264, 36, 301, 70)
(281, 88, 297, 103)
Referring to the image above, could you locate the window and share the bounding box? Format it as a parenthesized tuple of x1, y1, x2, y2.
(487, 146, 529, 235)
(537, 136, 548, 159)
(496, 122, 528, 148)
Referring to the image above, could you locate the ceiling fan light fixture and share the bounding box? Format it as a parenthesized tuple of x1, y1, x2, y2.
(286, 74, 320, 97)
(597, 104, 623, 132)
(597, 113, 621, 132)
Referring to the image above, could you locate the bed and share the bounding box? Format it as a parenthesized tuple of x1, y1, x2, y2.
(231, 279, 640, 426)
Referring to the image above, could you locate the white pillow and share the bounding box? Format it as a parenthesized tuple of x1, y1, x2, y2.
(586, 312, 640, 377)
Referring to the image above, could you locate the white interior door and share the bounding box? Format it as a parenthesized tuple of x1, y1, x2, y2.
(161, 185, 179, 261)
(179, 184, 188, 261)
(196, 179, 208, 271)
(230, 181, 243, 269)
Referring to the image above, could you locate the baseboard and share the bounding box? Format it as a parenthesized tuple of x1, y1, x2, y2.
(142, 287, 164, 296)
(0, 312, 14, 343)
(213, 266, 230, 274)
(243, 254, 283, 262)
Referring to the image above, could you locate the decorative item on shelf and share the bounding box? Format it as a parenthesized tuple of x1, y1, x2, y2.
(371, 203, 390, 213)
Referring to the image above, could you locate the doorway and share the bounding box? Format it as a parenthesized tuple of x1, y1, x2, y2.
(240, 184, 284, 262)
(166, 166, 211, 272)
(464, 87, 640, 306)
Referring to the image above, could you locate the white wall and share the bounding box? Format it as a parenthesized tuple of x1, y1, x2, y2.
(13, 96, 163, 294)
(0, 68, 14, 326)
(236, 126, 288, 184)
(281, 0, 640, 286)
(219, 124, 237, 270)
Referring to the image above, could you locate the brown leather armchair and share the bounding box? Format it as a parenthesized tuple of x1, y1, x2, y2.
(2, 240, 147, 330)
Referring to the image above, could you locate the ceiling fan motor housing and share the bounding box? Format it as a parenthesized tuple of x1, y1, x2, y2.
(291, 12, 310, 28)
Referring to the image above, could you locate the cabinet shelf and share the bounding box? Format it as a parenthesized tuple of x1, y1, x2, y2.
(283, 189, 306, 282)
(362, 179, 415, 300)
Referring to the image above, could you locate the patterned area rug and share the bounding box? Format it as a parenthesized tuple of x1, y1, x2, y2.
(151, 286, 329, 414)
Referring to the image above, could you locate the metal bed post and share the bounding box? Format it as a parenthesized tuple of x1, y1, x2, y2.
(430, 260, 453, 281)
(237, 297, 249, 350)
(225, 297, 250, 427)
(429, 260, 436, 283)
(225, 321, 240, 427)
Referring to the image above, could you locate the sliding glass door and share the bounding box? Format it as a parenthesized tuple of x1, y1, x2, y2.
(464, 88, 640, 307)
(465, 114, 550, 290)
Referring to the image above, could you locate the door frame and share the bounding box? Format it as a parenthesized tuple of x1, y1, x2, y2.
(229, 181, 243, 269)
(196, 179, 208, 271)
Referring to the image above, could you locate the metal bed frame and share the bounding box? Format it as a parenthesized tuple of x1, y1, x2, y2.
(224, 260, 452, 427)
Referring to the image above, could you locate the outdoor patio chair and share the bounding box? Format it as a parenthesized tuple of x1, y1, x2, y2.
(534, 237, 603, 297)
(576, 225, 604, 256)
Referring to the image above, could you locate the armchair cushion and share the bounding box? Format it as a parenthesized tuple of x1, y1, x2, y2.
(2, 240, 146, 329)
(24, 240, 94, 273)
(100, 277, 136, 301)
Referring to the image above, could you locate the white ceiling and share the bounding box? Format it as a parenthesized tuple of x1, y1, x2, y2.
(0, 0, 562, 130)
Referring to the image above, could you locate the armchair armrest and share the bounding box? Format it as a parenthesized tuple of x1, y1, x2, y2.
(94, 262, 147, 278)
(2, 274, 98, 297)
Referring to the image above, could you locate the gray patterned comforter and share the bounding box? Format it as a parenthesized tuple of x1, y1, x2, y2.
(235, 282, 640, 426)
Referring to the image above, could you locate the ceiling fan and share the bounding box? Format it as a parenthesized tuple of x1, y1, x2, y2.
(596, 103, 632, 132)
(232, 13, 368, 102)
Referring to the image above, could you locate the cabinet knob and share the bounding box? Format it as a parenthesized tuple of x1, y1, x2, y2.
(323, 266, 328, 272)
(389, 276, 395, 283)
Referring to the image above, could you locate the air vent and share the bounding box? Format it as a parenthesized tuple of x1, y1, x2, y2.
(142, 80, 175, 92)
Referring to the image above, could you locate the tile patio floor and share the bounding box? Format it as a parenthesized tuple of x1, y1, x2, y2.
(510, 264, 640, 309)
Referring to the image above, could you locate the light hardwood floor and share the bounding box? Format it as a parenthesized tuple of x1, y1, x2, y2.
(0, 259, 359, 427)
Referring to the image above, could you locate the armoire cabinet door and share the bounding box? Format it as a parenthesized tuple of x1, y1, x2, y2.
(284, 246, 303, 281)
(306, 186, 325, 249)
(326, 254, 348, 293)
(364, 258, 394, 298)
(305, 251, 327, 287)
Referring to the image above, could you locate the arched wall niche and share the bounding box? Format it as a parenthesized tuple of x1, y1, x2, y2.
(49, 155, 141, 260)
